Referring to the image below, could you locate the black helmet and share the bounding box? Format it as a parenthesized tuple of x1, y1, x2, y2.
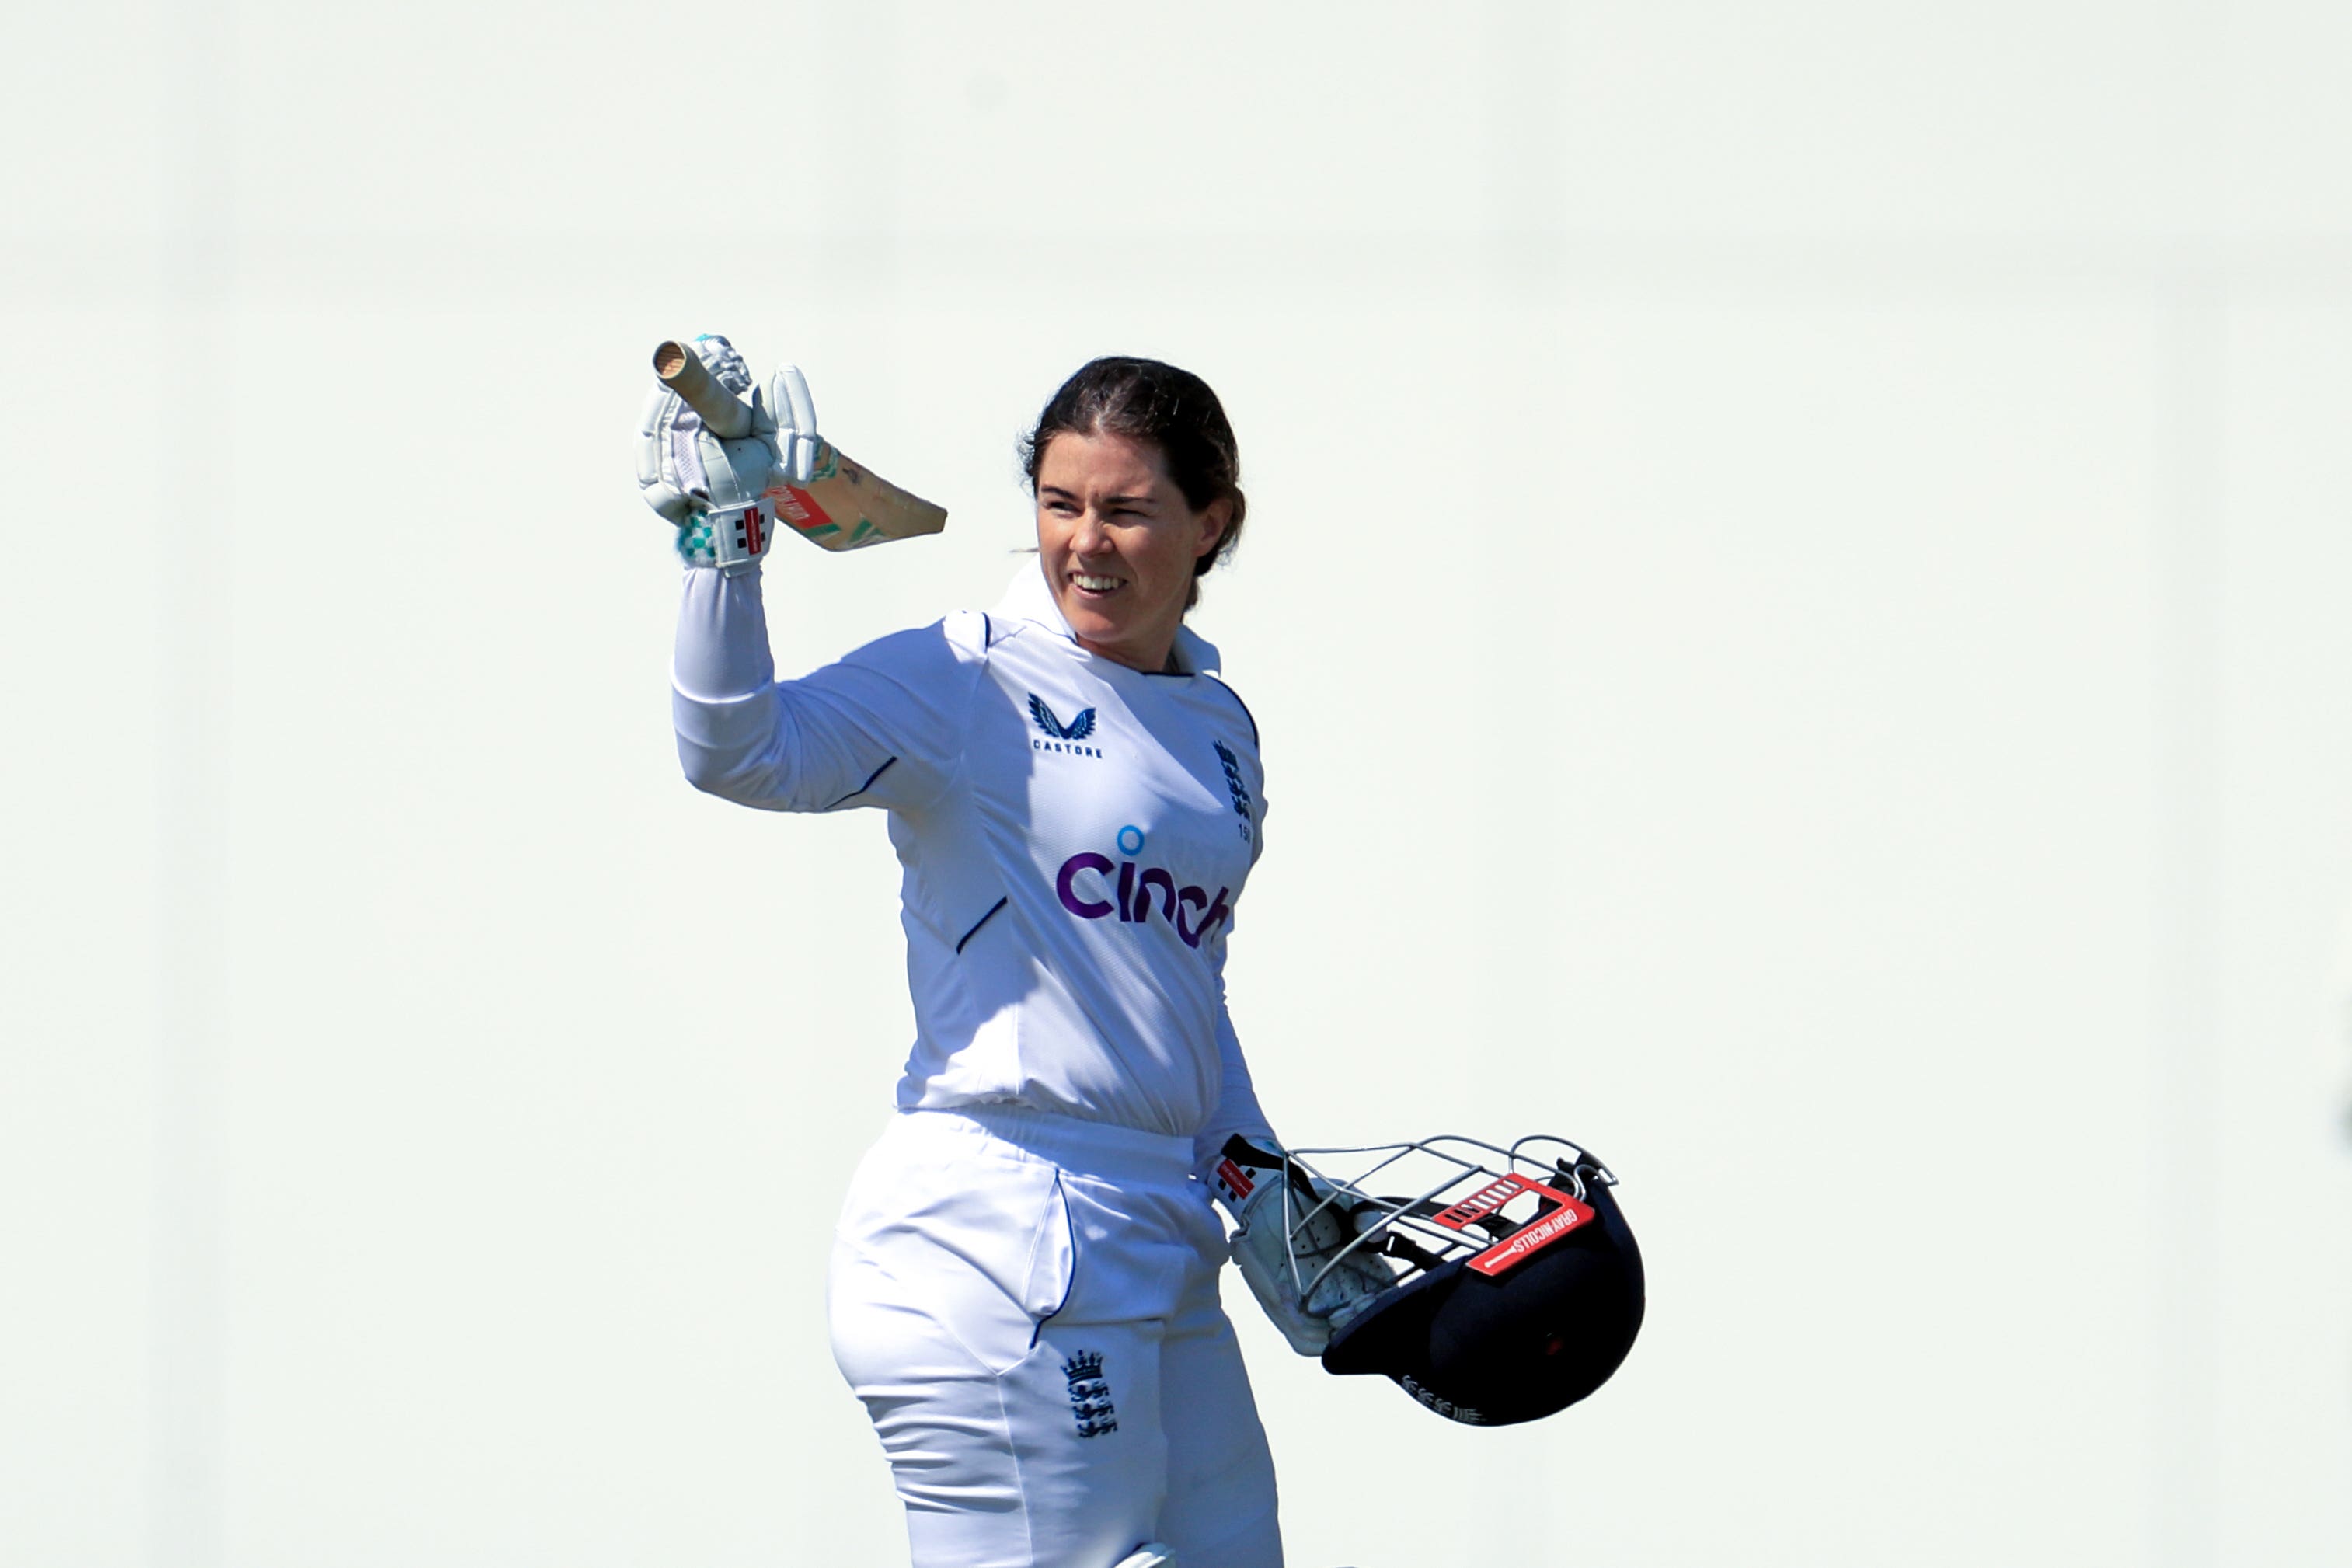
(1282, 1135, 1645, 1427)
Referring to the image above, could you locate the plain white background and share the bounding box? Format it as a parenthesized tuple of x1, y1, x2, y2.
(5, 3, 2350, 1565)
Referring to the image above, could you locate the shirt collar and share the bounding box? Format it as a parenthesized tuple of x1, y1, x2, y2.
(993, 558, 1221, 678)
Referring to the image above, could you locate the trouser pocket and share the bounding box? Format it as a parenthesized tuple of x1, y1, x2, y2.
(831, 1134, 1075, 1376)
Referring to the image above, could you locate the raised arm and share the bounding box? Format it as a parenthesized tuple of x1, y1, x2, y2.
(671, 567, 977, 815)
(641, 335, 972, 816)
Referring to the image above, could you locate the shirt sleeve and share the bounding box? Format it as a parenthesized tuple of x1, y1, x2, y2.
(1193, 993, 1278, 1186)
(671, 565, 977, 815)
(1192, 719, 1274, 1182)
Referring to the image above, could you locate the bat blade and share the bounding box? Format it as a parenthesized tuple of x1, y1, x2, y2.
(771, 444, 950, 552)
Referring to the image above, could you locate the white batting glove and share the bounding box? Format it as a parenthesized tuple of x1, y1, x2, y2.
(632, 334, 822, 573)
(1213, 1140, 1393, 1357)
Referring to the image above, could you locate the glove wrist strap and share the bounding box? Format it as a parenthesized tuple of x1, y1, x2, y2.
(677, 496, 778, 575)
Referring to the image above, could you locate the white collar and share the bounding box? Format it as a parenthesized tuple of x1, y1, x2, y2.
(992, 558, 1221, 678)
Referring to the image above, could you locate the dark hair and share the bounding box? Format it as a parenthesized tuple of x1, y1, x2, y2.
(1019, 356, 1246, 609)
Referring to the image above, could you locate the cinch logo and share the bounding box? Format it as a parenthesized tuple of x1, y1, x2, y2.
(1030, 695, 1103, 758)
(1213, 740, 1253, 842)
(1055, 830, 1232, 950)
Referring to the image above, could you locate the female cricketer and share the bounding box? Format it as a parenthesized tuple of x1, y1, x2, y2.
(637, 344, 1372, 1568)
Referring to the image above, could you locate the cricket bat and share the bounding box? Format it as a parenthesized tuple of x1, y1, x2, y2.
(653, 340, 948, 552)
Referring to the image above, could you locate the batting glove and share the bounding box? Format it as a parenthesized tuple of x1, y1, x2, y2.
(1214, 1138, 1393, 1357)
(632, 334, 822, 573)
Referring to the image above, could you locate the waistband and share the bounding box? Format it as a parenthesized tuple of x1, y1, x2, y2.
(896, 1104, 1197, 1186)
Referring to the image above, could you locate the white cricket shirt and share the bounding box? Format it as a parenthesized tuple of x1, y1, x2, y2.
(672, 560, 1275, 1171)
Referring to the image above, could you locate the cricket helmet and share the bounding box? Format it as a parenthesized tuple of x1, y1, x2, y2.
(1281, 1134, 1644, 1427)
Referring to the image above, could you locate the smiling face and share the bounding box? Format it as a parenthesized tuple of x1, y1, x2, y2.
(1034, 430, 1232, 672)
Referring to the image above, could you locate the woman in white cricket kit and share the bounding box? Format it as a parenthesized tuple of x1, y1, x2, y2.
(660, 350, 1294, 1568)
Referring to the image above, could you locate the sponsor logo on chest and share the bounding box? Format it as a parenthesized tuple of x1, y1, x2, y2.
(1029, 694, 1103, 758)
(1054, 824, 1232, 950)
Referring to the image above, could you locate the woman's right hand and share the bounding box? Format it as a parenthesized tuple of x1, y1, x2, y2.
(632, 334, 821, 569)
(1217, 1142, 1394, 1356)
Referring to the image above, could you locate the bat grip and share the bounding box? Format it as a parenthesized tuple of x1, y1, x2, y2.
(653, 340, 754, 440)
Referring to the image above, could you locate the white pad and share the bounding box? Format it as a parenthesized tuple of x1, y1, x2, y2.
(1113, 1546, 1177, 1568)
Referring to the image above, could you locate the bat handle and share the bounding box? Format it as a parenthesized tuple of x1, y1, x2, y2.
(652, 340, 754, 440)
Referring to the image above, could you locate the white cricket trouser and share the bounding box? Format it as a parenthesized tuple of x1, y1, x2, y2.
(829, 1107, 1283, 1568)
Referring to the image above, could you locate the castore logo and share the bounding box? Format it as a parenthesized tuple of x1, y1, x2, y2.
(1030, 694, 1103, 757)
